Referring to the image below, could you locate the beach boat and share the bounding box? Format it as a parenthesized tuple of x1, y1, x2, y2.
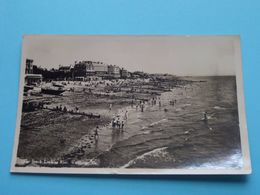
(41, 87, 65, 95)
(24, 85, 34, 92)
(52, 82, 64, 88)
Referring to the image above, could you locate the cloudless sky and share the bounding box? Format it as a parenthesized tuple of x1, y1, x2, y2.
(23, 35, 239, 76)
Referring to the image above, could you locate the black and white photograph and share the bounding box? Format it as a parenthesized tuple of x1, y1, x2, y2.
(11, 35, 251, 174)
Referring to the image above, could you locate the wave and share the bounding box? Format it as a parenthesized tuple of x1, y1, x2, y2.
(214, 106, 227, 110)
(149, 118, 168, 127)
(121, 147, 169, 168)
(142, 130, 151, 134)
(141, 118, 168, 130)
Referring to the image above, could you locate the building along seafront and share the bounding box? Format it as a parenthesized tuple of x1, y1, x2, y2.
(25, 58, 133, 82)
(25, 59, 42, 86)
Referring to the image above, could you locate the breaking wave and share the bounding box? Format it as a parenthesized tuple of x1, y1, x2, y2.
(141, 118, 168, 130)
(214, 106, 227, 110)
(121, 147, 169, 168)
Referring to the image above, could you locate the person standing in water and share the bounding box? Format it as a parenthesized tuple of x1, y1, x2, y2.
(112, 117, 116, 128)
(121, 120, 125, 130)
(116, 116, 120, 128)
(203, 111, 208, 121)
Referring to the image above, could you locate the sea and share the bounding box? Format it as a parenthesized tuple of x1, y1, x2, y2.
(87, 76, 243, 169)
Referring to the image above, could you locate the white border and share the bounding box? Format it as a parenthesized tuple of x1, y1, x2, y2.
(10, 35, 252, 175)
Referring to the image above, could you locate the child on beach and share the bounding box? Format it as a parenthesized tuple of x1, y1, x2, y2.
(121, 120, 125, 130)
(124, 110, 128, 120)
(112, 118, 116, 128)
(116, 117, 120, 128)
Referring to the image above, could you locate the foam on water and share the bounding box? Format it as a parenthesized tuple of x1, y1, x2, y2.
(121, 147, 169, 168)
(142, 130, 151, 134)
(149, 118, 168, 127)
(141, 118, 168, 130)
(182, 103, 192, 107)
(214, 106, 227, 110)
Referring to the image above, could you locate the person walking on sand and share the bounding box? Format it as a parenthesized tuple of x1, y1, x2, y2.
(94, 126, 99, 140)
(124, 110, 128, 120)
(141, 102, 144, 112)
(109, 103, 112, 111)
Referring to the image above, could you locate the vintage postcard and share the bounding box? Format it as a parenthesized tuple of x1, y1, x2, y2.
(11, 35, 251, 174)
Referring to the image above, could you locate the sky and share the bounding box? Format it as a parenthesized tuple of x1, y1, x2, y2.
(22, 35, 240, 76)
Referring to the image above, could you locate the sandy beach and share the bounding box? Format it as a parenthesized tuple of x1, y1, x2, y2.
(16, 76, 242, 169)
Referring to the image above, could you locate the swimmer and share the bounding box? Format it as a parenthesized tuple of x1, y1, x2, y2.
(203, 111, 208, 121)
